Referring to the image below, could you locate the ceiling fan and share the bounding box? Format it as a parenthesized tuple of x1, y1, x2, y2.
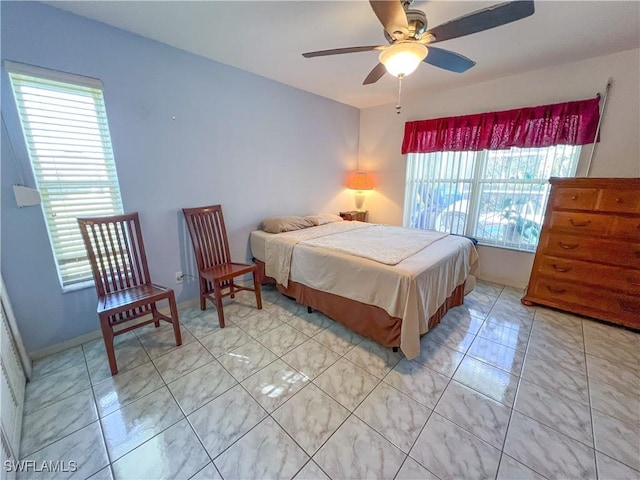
(302, 0, 535, 85)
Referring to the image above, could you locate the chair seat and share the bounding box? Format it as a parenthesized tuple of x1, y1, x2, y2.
(99, 283, 172, 314)
(200, 262, 256, 282)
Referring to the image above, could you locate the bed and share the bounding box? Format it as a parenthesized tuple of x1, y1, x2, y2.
(250, 219, 477, 360)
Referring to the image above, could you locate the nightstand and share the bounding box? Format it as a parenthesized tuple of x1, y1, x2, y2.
(340, 210, 368, 222)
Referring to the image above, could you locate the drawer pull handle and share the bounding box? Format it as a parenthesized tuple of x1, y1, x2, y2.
(558, 242, 579, 250)
(619, 300, 638, 312)
(546, 286, 567, 294)
(569, 219, 591, 227)
(616, 198, 623, 203)
(571, 195, 577, 200)
(627, 277, 640, 287)
(552, 264, 572, 273)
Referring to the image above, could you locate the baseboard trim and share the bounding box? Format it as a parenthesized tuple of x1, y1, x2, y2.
(28, 297, 200, 360)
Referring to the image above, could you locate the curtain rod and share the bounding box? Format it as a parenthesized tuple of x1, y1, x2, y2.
(585, 77, 612, 177)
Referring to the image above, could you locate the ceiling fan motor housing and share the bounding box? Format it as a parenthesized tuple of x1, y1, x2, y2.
(385, 9, 427, 42)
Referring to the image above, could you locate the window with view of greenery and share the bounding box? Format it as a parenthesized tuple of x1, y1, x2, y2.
(6, 62, 123, 290)
(403, 145, 581, 252)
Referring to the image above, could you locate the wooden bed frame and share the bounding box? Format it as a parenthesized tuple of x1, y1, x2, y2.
(254, 259, 465, 349)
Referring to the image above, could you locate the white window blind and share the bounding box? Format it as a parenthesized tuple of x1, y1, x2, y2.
(404, 145, 581, 252)
(6, 61, 123, 290)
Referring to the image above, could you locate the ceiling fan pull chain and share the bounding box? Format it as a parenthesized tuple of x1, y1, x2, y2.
(396, 74, 403, 114)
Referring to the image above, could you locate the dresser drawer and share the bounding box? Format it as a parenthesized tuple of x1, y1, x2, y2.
(613, 216, 640, 240)
(529, 278, 640, 328)
(540, 233, 640, 268)
(552, 188, 599, 211)
(537, 255, 640, 295)
(548, 211, 612, 236)
(597, 189, 640, 214)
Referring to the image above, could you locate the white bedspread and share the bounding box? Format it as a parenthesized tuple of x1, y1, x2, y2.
(302, 224, 447, 265)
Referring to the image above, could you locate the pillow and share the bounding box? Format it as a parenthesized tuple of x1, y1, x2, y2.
(259, 216, 315, 234)
(305, 213, 344, 226)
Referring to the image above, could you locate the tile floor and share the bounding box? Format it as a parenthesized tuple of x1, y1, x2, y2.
(20, 281, 640, 480)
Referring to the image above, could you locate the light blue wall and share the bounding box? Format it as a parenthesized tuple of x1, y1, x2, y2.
(1, 1, 360, 352)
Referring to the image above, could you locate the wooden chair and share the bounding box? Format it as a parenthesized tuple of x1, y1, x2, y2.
(78, 213, 182, 375)
(182, 205, 262, 328)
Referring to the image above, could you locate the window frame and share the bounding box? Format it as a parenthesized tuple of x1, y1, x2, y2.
(5, 61, 124, 291)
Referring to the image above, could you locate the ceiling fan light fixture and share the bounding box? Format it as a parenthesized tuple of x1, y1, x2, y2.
(379, 42, 428, 77)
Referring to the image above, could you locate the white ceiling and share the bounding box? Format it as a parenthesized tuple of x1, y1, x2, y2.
(47, 1, 640, 109)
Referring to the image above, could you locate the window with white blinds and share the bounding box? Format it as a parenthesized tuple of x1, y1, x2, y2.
(403, 145, 581, 252)
(6, 62, 123, 290)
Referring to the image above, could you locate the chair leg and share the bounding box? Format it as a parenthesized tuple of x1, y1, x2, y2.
(253, 272, 263, 310)
(199, 277, 207, 311)
(213, 281, 226, 328)
(167, 295, 182, 346)
(100, 316, 118, 375)
(230, 281, 235, 299)
(151, 305, 160, 328)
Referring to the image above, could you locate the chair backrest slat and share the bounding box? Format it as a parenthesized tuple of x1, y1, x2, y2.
(78, 213, 151, 297)
(183, 205, 232, 271)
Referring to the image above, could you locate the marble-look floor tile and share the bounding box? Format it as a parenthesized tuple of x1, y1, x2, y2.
(434, 380, 511, 449)
(258, 323, 309, 356)
(343, 338, 402, 379)
(179, 306, 228, 339)
(424, 321, 477, 353)
(135, 322, 195, 359)
(354, 382, 431, 453)
(216, 338, 277, 382)
(583, 320, 640, 363)
(439, 306, 484, 335)
(514, 379, 593, 446)
(452, 356, 519, 407)
(190, 463, 222, 480)
(467, 336, 525, 376)
(411, 337, 463, 377)
(31, 346, 85, 379)
(294, 461, 331, 480)
(526, 333, 587, 376)
(220, 291, 262, 323)
(521, 354, 589, 406)
(273, 383, 349, 456)
(383, 359, 449, 409)
(313, 358, 378, 411)
(111, 419, 209, 480)
(285, 311, 332, 337)
(464, 282, 501, 318)
(233, 309, 284, 338)
(281, 339, 340, 380)
(18, 422, 108, 480)
(504, 411, 596, 479)
(596, 451, 640, 480)
(187, 384, 266, 459)
(312, 321, 364, 355)
(586, 354, 640, 396)
(152, 341, 214, 384)
(589, 378, 640, 428)
(314, 415, 405, 480)
(241, 359, 309, 413)
(83, 333, 151, 385)
(592, 409, 640, 471)
(215, 417, 309, 480)
(93, 361, 165, 417)
(198, 323, 253, 358)
(395, 457, 439, 480)
(410, 413, 501, 480)
(100, 386, 183, 461)
(534, 307, 583, 331)
(88, 466, 114, 480)
(24, 362, 90, 415)
(476, 319, 530, 352)
(264, 295, 309, 323)
(20, 389, 98, 458)
(530, 318, 584, 351)
(489, 298, 535, 326)
(167, 360, 237, 415)
(496, 454, 546, 480)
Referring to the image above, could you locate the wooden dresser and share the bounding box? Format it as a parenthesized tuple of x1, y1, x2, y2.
(522, 177, 640, 329)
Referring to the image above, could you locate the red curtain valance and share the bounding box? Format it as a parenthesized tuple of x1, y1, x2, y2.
(402, 97, 600, 154)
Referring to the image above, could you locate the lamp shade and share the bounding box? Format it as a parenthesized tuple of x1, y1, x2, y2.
(379, 42, 428, 77)
(348, 171, 373, 191)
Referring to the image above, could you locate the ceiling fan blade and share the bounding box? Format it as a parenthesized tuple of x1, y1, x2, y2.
(369, 0, 409, 40)
(423, 47, 476, 73)
(426, 1, 535, 44)
(302, 45, 382, 58)
(363, 63, 387, 85)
